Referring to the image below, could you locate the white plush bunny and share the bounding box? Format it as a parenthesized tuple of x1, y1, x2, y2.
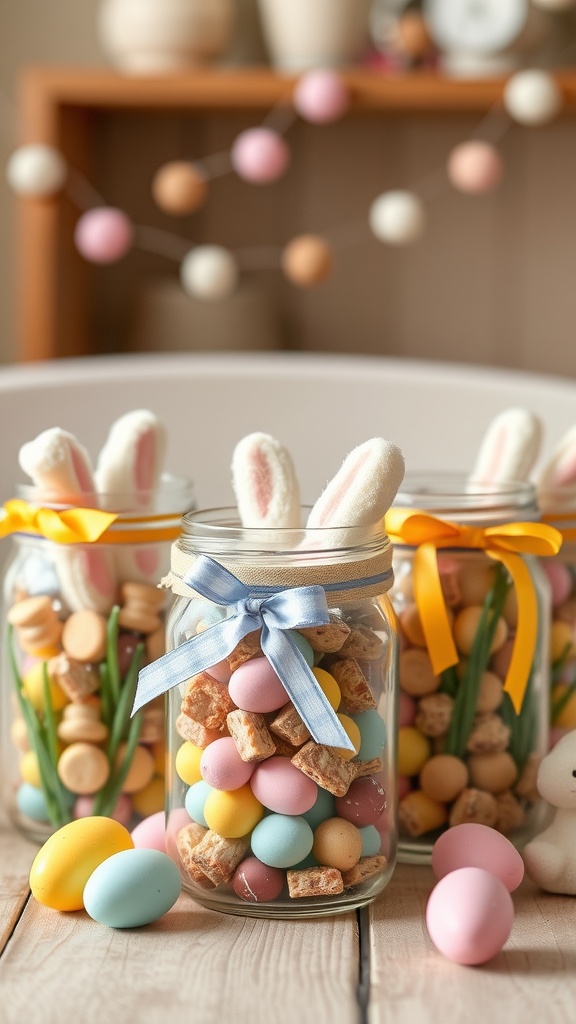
(523, 730, 576, 895)
(470, 407, 542, 485)
(537, 424, 576, 514)
(306, 437, 405, 531)
(231, 431, 301, 529)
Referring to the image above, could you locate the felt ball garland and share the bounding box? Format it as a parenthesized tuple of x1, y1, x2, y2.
(3, 66, 567, 301)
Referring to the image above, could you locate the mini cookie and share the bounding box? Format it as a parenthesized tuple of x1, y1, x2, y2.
(414, 693, 454, 738)
(269, 702, 311, 746)
(495, 791, 526, 833)
(181, 671, 236, 730)
(227, 630, 262, 672)
(448, 787, 498, 828)
(226, 709, 277, 762)
(329, 659, 376, 713)
(119, 582, 165, 635)
(61, 609, 108, 664)
(297, 616, 351, 653)
(191, 829, 250, 886)
(287, 866, 344, 898)
(341, 854, 388, 887)
(176, 822, 215, 889)
(176, 712, 225, 748)
(48, 653, 100, 703)
(352, 757, 383, 779)
(291, 741, 355, 797)
(57, 741, 110, 794)
(339, 624, 383, 661)
(465, 714, 511, 755)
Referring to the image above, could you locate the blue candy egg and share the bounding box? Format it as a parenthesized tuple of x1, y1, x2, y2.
(301, 787, 336, 830)
(185, 780, 214, 827)
(16, 782, 51, 822)
(359, 825, 382, 857)
(352, 710, 387, 761)
(250, 814, 313, 868)
(83, 849, 182, 928)
(286, 630, 314, 667)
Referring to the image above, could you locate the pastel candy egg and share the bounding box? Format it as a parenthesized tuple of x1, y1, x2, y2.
(312, 818, 363, 871)
(287, 629, 314, 666)
(74, 207, 134, 264)
(175, 741, 203, 785)
(301, 786, 336, 829)
(131, 811, 167, 853)
(23, 661, 67, 712)
(426, 867, 514, 965)
(30, 816, 134, 911)
(232, 856, 285, 902)
(359, 825, 382, 857)
(335, 776, 387, 828)
(132, 776, 165, 817)
(20, 749, 42, 788)
(16, 782, 51, 823)
(398, 726, 430, 776)
(203, 784, 263, 838)
(250, 756, 317, 815)
(200, 736, 255, 791)
(83, 848, 181, 928)
(228, 656, 288, 713)
(542, 561, 573, 607)
(399, 691, 416, 727)
(185, 780, 215, 826)
(251, 814, 314, 868)
(453, 606, 508, 655)
(231, 127, 290, 184)
(74, 793, 132, 826)
(352, 709, 387, 761)
(333, 714, 361, 760)
(432, 822, 524, 892)
(312, 667, 341, 710)
(293, 70, 350, 124)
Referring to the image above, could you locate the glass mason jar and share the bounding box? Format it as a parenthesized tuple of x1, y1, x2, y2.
(385, 474, 561, 864)
(0, 475, 194, 843)
(152, 508, 398, 919)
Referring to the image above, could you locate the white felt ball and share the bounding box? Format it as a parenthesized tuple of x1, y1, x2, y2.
(369, 191, 426, 245)
(6, 144, 67, 197)
(503, 70, 563, 126)
(180, 245, 239, 301)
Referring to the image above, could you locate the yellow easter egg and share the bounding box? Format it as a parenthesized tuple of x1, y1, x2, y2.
(29, 816, 134, 911)
(23, 661, 68, 713)
(132, 776, 165, 817)
(333, 713, 361, 760)
(203, 784, 263, 839)
(20, 749, 42, 788)
(550, 621, 576, 664)
(311, 667, 341, 711)
(175, 741, 203, 785)
(398, 726, 431, 777)
(552, 684, 576, 729)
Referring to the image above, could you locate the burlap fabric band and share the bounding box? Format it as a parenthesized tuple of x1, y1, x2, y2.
(162, 540, 394, 605)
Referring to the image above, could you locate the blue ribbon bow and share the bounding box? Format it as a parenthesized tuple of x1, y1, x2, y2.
(132, 554, 355, 751)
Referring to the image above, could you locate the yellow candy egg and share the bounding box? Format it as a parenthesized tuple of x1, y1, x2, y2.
(333, 713, 361, 760)
(29, 816, 134, 911)
(20, 749, 42, 788)
(203, 784, 264, 839)
(132, 776, 165, 817)
(311, 667, 341, 711)
(23, 661, 68, 713)
(398, 726, 431, 776)
(552, 684, 576, 729)
(175, 741, 203, 785)
(550, 621, 576, 664)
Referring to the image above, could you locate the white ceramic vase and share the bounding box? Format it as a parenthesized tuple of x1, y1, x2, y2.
(257, 0, 372, 72)
(98, 0, 235, 73)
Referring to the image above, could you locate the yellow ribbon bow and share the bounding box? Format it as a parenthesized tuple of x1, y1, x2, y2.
(0, 499, 118, 545)
(385, 508, 563, 713)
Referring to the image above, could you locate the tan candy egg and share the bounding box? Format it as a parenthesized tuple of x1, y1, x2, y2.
(398, 790, 448, 837)
(62, 610, 108, 663)
(312, 818, 363, 871)
(468, 752, 518, 794)
(453, 606, 508, 656)
(152, 160, 208, 215)
(281, 235, 333, 287)
(399, 603, 426, 647)
(458, 564, 497, 607)
(116, 742, 155, 793)
(399, 648, 440, 697)
(57, 742, 110, 794)
(419, 754, 469, 803)
(476, 671, 504, 714)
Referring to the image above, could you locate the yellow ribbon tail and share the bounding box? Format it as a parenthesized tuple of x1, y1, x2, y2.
(413, 542, 459, 676)
(488, 550, 537, 714)
(0, 500, 117, 544)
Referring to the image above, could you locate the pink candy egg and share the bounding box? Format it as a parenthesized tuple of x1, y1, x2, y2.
(228, 656, 289, 713)
(293, 70, 350, 124)
(432, 822, 524, 891)
(206, 659, 232, 684)
(447, 141, 504, 195)
(399, 690, 416, 727)
(73, 793, 132, 826)
(335, 776, 387, 828)
(74, 207, 134, 264)
(250, 756, 317, 815)
(232, 856, 285, 902)
(426, 867, 514, 965)
(131, 810, 166, 853)
(231, 128, 290, 184)
(542, 561, 573, 608)
(200, 736, 255, 791)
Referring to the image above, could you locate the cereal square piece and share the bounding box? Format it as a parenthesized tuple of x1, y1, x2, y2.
(297, 615, 351, 653)
(287, 866, 344, 898)
(339, 625, 383, 661)
(352, 757, 383, 780)
(269, 702, 310, 746)
(180, 671, 235, 730)
(271, 737, 303, 758)
(226, 709, 276, 762)
(193, 830, 250, 887)
(176, 823, 215, 889)
(176, 712, 225, 748)
(48, 653, 100, 703)
(227, 630, 262, 672)
(330, 658, 376, 713)
(291, 741, 355, 797)
(341, 855, 387, 887)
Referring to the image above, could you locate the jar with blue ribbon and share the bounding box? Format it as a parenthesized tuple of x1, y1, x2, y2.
(138, 508, 398, 918)
(385, 474, 562, 863)
(0, 475, 194, 842)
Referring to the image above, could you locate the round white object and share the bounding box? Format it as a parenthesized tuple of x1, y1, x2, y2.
(424, 0, 528, 55)
(180, 245, 239, 301)
(369, 191, 426, 246)
(503, 69, 562, 125)
(5, 144, 67, 197)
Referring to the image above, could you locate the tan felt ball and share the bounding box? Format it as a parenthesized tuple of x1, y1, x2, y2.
(62, 609, 108, 663)
(419, 754, 469, 803)
(467, 751, 518, 794)
(281, 235, 332, 287)
(57, 742, 110, 794)
(152, 160, 208, 215)
(312, 818, 363, 871)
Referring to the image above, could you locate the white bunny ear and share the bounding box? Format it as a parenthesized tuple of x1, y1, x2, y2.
(470, 408, 542, 484)
(306, 438, 405, 529)
(95, 409, 166, 510)
(232, 432, 301, 529)
(537, 424, 576, 513)
(19, 427, 97, 504)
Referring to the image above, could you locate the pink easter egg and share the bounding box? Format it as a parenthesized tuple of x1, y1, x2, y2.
(431, 822, 524, 891)
(206, 659, 232, 684)
(232, 856, 285, 902)
(293, 70, 350, 124)
(131, 810, 166, 853)
(250, 756, 317, 815)
(542, 561, 573, 608)
(228, 656, 289, 713)
(230, 128, 290, 184)
(165, 806, 193, 861)
(426, 867, 514, 965)
(398, 774, 412, 800)
(399, 690, 416, 727)
(73, 792, 133, 827)
(200, 736, 255, 791)
(335, 776, 387, 828)
(74, 207, 134, 264)
(447, 141, 504, 195)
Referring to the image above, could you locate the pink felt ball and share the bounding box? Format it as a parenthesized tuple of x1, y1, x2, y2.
(200, 736, 255, 791)
(293, 70, 350, 124)
(230, 128, 290, 184)
(431, 822, 524, 892)
(250, 756, 318, 815)
(426, 867, 514, 965)
(447, 141, 504, 195)
(74, 207, 134, 263)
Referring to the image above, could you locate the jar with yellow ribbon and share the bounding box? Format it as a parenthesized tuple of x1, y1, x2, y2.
(0, 417, 194, 842)
(385, 474, 562, 862)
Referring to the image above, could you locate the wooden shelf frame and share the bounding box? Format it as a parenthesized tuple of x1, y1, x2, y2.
(16, 65, 576, 361)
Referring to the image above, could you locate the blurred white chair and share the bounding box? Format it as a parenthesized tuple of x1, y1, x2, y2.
(1, 351, 576, 505)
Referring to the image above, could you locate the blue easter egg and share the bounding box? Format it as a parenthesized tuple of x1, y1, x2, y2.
(301, 787, 336, 830)
(287, 630, 314, 667)
(16, 782, 51, 822)
(352, 710, 387, 761)
(184, 780, 214, 827)
(83, 848, 182, 928)
(250, 814, 313, 868)
(359, 825, 382, 857)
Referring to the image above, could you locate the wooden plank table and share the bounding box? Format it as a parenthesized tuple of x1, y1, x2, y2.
(1, 807, 576, 1024)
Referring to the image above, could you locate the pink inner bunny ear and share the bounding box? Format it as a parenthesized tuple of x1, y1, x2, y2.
(550, 452, 576, 488)
(69, 444, 95, 495)
(312, 448, 372, 528)
(249, 445, 274, 521)
(134, 430, 156, 492)
(477, 423, 508, 484)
